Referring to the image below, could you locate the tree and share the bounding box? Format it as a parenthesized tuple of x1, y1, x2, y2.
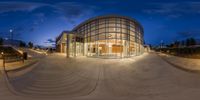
(186, 38, 190, 47)
(0, 38, 3, 45)
(166, 45, 170, 48)
(19, 41, 26, 47)
(186, 38, 196, 47)
(181, 40, 185, 47)
(174, 40, 180, 48)
(190, 38, 196, 46)
(168, 43, 174, 48)
(28, 42, 33, 48)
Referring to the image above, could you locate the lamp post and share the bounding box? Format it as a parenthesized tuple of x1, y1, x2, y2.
(9, 29, 13, 46)
(1, 52, 5, 71)
(160, 40, 164, 49)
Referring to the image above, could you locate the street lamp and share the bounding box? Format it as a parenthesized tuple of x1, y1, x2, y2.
(9, 29, 13, 46)
(160, 40, 164, 49)
(9, 29, 13, 33)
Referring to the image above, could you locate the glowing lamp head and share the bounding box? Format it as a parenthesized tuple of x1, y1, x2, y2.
(9, 29, 13, 33)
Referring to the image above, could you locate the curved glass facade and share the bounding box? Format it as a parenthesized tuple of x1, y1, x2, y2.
(56, 15, 144, 58)
(73, 16, 144, 58)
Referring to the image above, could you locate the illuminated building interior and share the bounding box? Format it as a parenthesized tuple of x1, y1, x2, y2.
(56, 15, 144, 58)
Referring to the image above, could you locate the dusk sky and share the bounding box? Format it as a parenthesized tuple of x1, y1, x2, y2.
(0, 0, 200, 46)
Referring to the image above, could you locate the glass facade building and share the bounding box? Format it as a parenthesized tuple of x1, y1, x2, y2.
(56, 15, 144, 58)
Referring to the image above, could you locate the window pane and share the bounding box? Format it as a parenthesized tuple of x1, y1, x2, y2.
(91, 36, 95, 42)
(122, 28, 127, 33)
(99, 19, 106, 24)
(99, 28, 105, 33)
(130, 27, 135, 32)
(107, 33, 116, 39)
(116, 33, 121, 39)
(91, 31, 96, 36)
(130, 31, 135, 36)
(91, 26, 95, 31)
(115, 28, 121, 32)
(108, 23, 115, 27)
(116, 19, 121, 24)
(130, 36, 135, 41)
(109, 18, 116, 23)
(122, 34, 128, 39)
(99, 24, 105, 28)
(122, 24, 127, 28)
(108, 28, 115, 32)
(99, 33, 105, 40)
(116, 23, 121, 27)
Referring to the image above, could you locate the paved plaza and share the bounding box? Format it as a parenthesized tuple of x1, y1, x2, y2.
(0, 52, 200, 100)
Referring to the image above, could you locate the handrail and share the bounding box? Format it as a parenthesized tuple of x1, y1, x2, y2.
(0, 46, 25, 72)
(0, 47, 39, 97)
(0, 54, 25, 97)
(1, 52, 9, 78)
(11, 46, 24, 55)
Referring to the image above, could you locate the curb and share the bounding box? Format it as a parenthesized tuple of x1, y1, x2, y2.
(157, 54, 200, 73)
(6, 60, 38, 72)
(0, 61, 40, 98)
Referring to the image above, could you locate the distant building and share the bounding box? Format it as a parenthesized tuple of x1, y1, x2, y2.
(144, 45, 151, 52)
(56, 15, 144, 58)
(56, 31, 69, 53)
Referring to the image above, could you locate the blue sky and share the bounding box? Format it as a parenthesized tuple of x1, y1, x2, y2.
(0, 0, 200, 46)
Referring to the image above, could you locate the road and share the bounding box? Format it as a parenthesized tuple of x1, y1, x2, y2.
(1, 52, 200, 100)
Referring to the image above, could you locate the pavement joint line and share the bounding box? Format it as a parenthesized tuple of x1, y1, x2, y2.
(0, 55, 99, 98)
(6, 59, 38, 72)
(86, 64, 101, 96)
(0, 69, 25, 97)
(0, 61, 44, 98)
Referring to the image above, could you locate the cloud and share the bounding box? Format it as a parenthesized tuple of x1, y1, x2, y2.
(29, 27, 35, 32)
(55, 2, 93, 17)
(0, 2, 46, 13)
(46, 38, 55, 43)
(143, 2, 200, 18)
(177, 31, 200, 39)
(0, 1, 97, 24)
(34, 13, 45, 18)
(0, 1, 99, 38)
(54, 2, 96, 23)
(167, 14, 181, 18)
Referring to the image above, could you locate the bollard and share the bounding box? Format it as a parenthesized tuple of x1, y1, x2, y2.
(22, 57, 24, 63)
(23, 52, 28, 60)
(1, 52, 5, 71)
(22, 52, 27, 64)
(3, 56, 5, 71)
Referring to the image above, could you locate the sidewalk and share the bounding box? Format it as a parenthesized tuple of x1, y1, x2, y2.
(0, 59, 38, 71)
(158, 53, 200, 72)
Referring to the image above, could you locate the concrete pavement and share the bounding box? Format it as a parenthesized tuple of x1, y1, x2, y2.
(0, 52, 200, 100)
(158, 52, 200, 72)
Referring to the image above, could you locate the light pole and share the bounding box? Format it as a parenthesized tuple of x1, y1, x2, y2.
(9, 29, 13, 46)
(160, 40, 164, 49)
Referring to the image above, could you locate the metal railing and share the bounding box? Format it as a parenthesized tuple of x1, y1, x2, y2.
(0, 46, 25, 71)
(1, 53, 24, 69)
